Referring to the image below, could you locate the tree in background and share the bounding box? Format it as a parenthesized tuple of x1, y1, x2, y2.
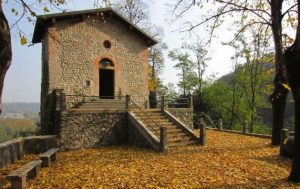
(229, 54, 245, 130)
(113, 0, 149, 26)
(232, 28, 273, 133)
(183, 38, 210, 95)
(168, 50, 197, 96)
(171, 0, 297, 145)
(148, 27, 167, 108)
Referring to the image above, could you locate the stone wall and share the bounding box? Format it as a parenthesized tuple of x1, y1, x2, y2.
(127, 119, 153, 149)
(167, 108, 193, 129)
(59, 111, 127, 150)
(0, 135, 57, 169)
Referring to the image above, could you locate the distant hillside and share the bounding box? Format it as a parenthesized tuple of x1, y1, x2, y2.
(1, 103, 40, 114)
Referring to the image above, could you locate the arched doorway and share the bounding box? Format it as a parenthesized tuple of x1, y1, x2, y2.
(99, 58, 115, 99)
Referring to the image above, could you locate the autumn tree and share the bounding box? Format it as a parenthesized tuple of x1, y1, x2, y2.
(171, 0, 297, 145)
(148, 27, 167, 107)
(0, 0, 12, 114)
(284, 0, 300, 182)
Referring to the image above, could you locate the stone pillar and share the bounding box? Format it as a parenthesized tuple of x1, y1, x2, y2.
(144, 99, 149, 109)
(54, 89, 64, 110)
(161, 96, 166, 112)
(218, 119, 223, 130)
(243, 120, 248, 133)
(160, 127, 167, 152)
(199, 118, 206, 145)
(60, 92, 66, 111)
(189, 95, 193, 110)
(280, 129, 289, 156)
(126, 95, 131, 111)
(54, 89, 64, 135)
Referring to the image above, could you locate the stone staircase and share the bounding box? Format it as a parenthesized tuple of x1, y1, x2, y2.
(131, 109, 197, 148)
(70, 99, 126, 111)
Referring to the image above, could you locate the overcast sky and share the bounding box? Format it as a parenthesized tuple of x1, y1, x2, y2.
(2, 0, 235, 102)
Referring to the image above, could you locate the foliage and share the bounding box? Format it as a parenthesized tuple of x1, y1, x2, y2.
(0, 118, 39, 142)
(198, 60, 274, 133)
(169, 50, 197, 96)
(0, 131, 298, 188)
(200, 80, 247, 129)
(183, 39, 210, 94)
(0, 126, 13, 143)
(169, 0, 298, 147)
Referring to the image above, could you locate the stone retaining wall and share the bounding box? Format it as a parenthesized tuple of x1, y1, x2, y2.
(167, 108, 193, 129)
(127, 121, 153, 149)
(0, 135, 57, 169)
(59, 111, 127, 150)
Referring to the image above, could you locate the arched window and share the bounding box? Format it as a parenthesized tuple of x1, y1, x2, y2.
(100, 58, 113, 67)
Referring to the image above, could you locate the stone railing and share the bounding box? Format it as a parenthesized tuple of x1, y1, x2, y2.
(127, 95, 167, 152)
(160, 96, 193, 129)
(204, 119, 272, 139)
(0, 135, 57, 169)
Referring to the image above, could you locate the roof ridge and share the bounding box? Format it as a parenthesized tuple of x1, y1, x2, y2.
(32, 7, 157, 46)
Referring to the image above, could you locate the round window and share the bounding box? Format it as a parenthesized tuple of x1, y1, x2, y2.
(103, 40, 111, 49)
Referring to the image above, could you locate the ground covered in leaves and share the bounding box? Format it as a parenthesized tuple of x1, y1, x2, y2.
(2, 130, 300, 188)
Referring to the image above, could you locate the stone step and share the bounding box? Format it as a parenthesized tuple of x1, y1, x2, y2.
(132, 108, 197, 149)
(89, 99, 126, 102)
(167, 136, 192, 143)
(149, 127, 182, 134)
(167, 133, 188, 139)
(136, 115, 166, 120)
(168, 140, 197, 148)
(135, 117, 172, 123)
(81, 102, 126, 106)
(67, 108, 126, 113)
(79, 104, 126, 108)
(82, 102, 126, 105)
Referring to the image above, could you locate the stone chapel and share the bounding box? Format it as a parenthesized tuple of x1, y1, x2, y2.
(32, 8, 196, 151)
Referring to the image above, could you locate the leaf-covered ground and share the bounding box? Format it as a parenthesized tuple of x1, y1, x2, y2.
(2, 130, 300, 188)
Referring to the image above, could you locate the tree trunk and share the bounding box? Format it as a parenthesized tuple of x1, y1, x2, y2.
(270, 0, 288, 145)
(0, 1, 12, 114)
(288, 86, 300, 182)
(285, 42, 300, 182)
(270, 91, 288, 145)
(286, 0, 300, 181)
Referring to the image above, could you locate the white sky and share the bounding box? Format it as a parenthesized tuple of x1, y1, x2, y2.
(2, 0, 235, 102)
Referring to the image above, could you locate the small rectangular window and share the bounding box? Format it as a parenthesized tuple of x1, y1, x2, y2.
(85, 80, 91, 87)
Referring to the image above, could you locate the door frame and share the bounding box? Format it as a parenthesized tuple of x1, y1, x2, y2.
(99, 67, 115, 99)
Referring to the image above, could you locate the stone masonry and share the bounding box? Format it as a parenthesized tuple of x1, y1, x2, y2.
(59, 111, 127, 150)
(167, 108, 194, 129)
